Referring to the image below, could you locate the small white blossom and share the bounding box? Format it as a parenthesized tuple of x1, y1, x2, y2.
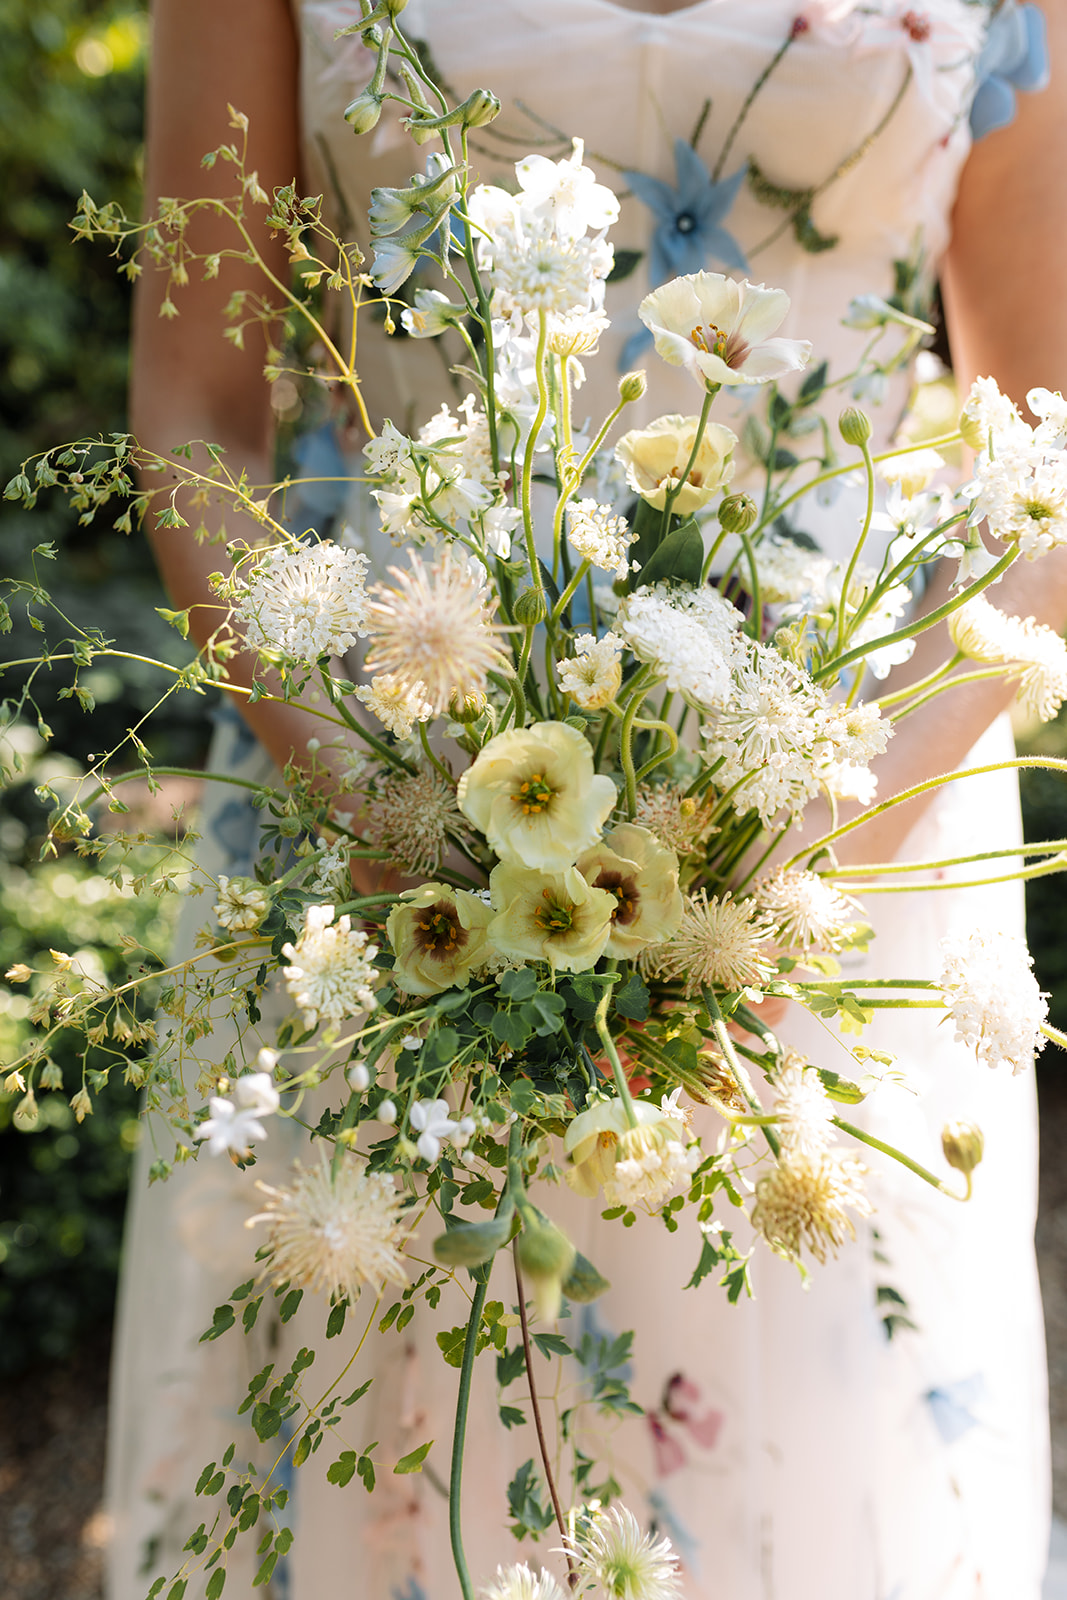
(565, 1504, 683, 1600)
(481, 1564, 567, 1600)
(355, 674, 435, 741)
(195, 1073, 279, 1157)
(616, 583, 744, 712)
(556, 632, 624, 710)
(409, 1097, 476, 1164)
(566, 500, 636, 581)
(215, 875, 271, 933)
(939, 929, 1048, 1074)
(771, 1054, 835, 1159)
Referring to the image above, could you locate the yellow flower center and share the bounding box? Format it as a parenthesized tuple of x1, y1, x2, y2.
(512, 771, 555, 815)
(690, 321, 748, 369)
(414, 903, 466, 958)
(534, 891, 576, 936)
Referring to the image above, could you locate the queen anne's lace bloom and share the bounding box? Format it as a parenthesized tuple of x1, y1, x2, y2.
(616, 583, 744, 711)
(565, 1504, 683, 1600)
(281, 905, 378, 1029)
(566, 500, 637, 580)
(247, 1153, 407, 1301)
(233, 542, 371, 663)
(948, 593, 1067, 721)
(556, 631, 624, 710)
(939, 929, 1048, 1073)
(961, 377, 1067, 558)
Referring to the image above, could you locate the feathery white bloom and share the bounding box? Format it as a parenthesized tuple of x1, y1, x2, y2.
(481, 1565, 567, 1600)
(633, 782, 719, 856)
(281, 904, 378, 1029)
(939, 929, 1048, 1074)
(363, 765, 473, 877)
(489, 226, 610, 318)
(215, 875, 271, 933)
(234, 542, 370, 663)
(616, 583, 744, 711)
(607, 1120, 700, 1209)
(567, 499, 636, 581)
(365, 548, 508, 714)
(948, 594, 1067, 721)
(878, 447, 944, 499)
(649, 889, 776, 995)
(247, 1153, 407, 1301)
(753, 866, 859, 953)
(557, 632, 624, 710)
(566, 1504, 683, 1600)
(961, 377, 1067, 558)
(752, 1147, 871, 1265)
(771, 1053, 835, 1158)
(355, 674, 434, 740)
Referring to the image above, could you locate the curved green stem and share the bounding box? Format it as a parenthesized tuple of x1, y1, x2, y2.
(701, 987, 779, 1158)
(593, 983, 638, 1130)
(520, 314, 551, 600)
(834, 438, 876, 657)
(449, 1267, 490, 1600)
(831, 1116, 966, 1200)
(660, 386, 717, 531)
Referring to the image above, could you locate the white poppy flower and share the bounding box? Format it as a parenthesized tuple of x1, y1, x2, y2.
(638, 271, 811, 390)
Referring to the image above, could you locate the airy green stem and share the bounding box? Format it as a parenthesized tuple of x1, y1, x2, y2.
(701, 987, 780, 1157)
(832, 1117, 966, 1200)
(449, 1269, 490, 1600)
(593, 983, 639, 1129)
(834, 437, 876, 656)
(512, 1249, 579, 1587)
(660, 386, 717, 530)
(520, 313, 551, 601)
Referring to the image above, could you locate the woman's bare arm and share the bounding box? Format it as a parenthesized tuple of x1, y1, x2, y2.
(828, 0, 1067, 865)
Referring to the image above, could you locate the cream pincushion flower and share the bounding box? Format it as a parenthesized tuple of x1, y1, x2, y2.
(648, 889, 776, 995)
(387, 883, 494, 997)
(489, 862, 616, 972)
(481, 1564, 567, 1600)
(752, 1147, 871, 1265)
(457, 721, 617, 871)
(638, 271, 811, 389)
(281, 904, 379, 1028)
(566, 1504, 683, 1600)
(615, 414, 736, 513)
(577, 822, 683, 960)
(247, 1152, 407, 1302)
(355, 674, 434, 740)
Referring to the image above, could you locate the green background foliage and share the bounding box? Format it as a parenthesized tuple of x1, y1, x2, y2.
(1, 0, 1066, 1383)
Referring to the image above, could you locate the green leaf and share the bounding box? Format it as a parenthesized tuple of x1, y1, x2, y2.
(613, 973, 650, 1022)
(278, 1288, 304, 1323)
(496, 1344, 527, 1388)
(685, 1235, 721, 1290)
(327, 1450, 358, 1488)
(816, 1068, 866, 1104)
(393, 1440, 433, 1474)
(357, 1453, 376, 1493)
(167, 1583, 188, 1600)
(635, 520, 704, 587)
(498, 966, 539, 1002)
(205, 1568, 226, 1600)
(200, 1303, 236, 1343)
(342, 1378, 373, 1407)
(326, 1300, 348, 1339)
(520, 991, 567, 1036)
(499, 1405, 526, 1430)
(561, 1250, 611, 1304)
(252, 1554, 278, 1589)
(531, 1331, 571, 1360)
(607, 248, 643, 284)
(436, 1325, 469, 1368)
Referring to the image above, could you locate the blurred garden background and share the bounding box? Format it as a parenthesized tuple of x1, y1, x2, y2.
(2, 5, 1067, 1595)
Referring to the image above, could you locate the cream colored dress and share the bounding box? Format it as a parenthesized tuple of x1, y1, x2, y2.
(107, 5, 1050, 1597)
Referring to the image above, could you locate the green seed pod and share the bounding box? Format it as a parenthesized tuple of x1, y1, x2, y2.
(941, 1119, 985, 1178)
(344, 88, 384, 135)
(717, 492, 758, 534)
(449, 689, 487, 724)
(838, 406, 872, 447)
(461, 89, 501, 129)
(513, 587, 548, 626)
(433, 1209, 514, 1268)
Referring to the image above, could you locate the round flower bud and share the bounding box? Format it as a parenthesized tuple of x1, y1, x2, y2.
(513, 587, 549, 625)
(717, 492, 758, 534)
(958, 409, 987, 451)
(344, 88, 384, 134)
(460, 88, 501, 129)
(838, 406, 872, 447)
(346, 1062, 371, 1093)
(449, 689, 487, 724)
(941, 1119, 984, 1177)
(377, 1097, 398, 1125)
(516, 1210, 577, 1321)
(618, 370, 648, 404)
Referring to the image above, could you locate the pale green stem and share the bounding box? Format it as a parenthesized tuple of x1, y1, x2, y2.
(449, 1269, 490, 1600)
(633, 717, 680, 783)
(823, 840, 1067, 878)
(1041, 1022, 1067, 1052)
(848, 856, 1067, 893)
(750, 429, 964, 535)
(834, 438, 877, 657)
(660, 386, 717, 531)
(701, 987, 780, 1158)
(872, 653, 963, 710)
(488, 667, 526, 733)
(520, 313, 551, 602)
(419, 721, 455, 784)
(889, 664, 1015, 723)
(832, 1117, 967, 1200)
(550, 558, 593, 625)
(593, 984, 639, 1130)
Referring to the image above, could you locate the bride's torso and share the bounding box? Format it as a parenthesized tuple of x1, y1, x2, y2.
(294, 0, 992, 461)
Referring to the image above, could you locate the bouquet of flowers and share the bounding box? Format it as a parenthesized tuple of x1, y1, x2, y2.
(4, 6, 1067, 1597)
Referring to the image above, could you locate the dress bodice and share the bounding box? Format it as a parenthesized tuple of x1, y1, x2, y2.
(295, 0, 995, 458)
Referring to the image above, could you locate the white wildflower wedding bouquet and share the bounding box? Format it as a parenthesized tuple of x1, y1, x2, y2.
(5, 4, 1067, 1597)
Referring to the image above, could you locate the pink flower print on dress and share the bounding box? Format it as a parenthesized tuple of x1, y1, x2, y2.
(851, 1, 987, 117)
(647, 1412, 687, 1477)
(663, 1372, 725, 1452)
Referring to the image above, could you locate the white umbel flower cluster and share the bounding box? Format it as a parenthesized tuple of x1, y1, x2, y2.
(948, 593, 1067, 721)
(962, 378, 1067, 558)
(566, 500, 636, 581)
(616, 582, 744, 711)
(281, 904, 379, 1029)
(556, 631, 624, 710)
(939, 928, 1048, 1073)
(233, 542, 370, 663)
(247, 1153, 408, 1302)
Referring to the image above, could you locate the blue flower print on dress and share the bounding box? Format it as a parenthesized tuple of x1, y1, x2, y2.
(924, 1372, 987, 1445)
(970, 1, 1050, 141)
(619, 139, 747, 369)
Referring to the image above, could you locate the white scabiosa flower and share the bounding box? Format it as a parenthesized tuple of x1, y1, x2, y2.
(215, 875, 271, 933)
(480, 1563, 567, 1600)
(566, 1504, 683, 1600)
(566, 500, 636, 581)
(948, 594, 1067, 722)
(355, 674, 435, 740)
(939, 929, 1048, 1074)
(281, 904, 379, 1029)
(638, 270, 810, 390)
(556, 632, 624, 710)
(616, 582, 744, 712)
(771, 1053, 836, 1159)
(247, 1153, 408, 1301)
(753, 867, 860, 954)
(648, 889, 776, 995)
(607, 1119, 700, 1210)
(365, 548, 508, 715)
(233, 542, 371, 663)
